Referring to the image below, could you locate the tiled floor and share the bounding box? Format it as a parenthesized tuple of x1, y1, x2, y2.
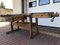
(0, 23, 60, 45)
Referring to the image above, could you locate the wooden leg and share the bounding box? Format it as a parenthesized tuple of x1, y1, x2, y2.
(30, 23, 34, 39)
(29, 16, 33, 39)
(30, 28, 33, 38)
(17, 26, 19, 30)
(6, 21, 20, 34)
(30, 24, 33, 38)
(30, 18, 39, 38)
(29, 16, 39, 39)
(36, 18, 39, 34)
(17, 21, 20, 30)
(6, 22, 14, 34)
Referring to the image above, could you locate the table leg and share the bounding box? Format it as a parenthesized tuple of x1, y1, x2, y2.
(36, 18, 39, 34)
(6, 22, 14, 34)
(30, 18, 39, 39)
(6, 21, 20, 34)
(29, 17, 33, 38)
(17, 21, 20, 30)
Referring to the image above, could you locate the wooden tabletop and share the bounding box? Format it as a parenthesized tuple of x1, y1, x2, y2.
(0, 13, 31, 22)
(30, 12, 59, 18)
(0, 12, 59, 18)
(0, 13, 30, 17)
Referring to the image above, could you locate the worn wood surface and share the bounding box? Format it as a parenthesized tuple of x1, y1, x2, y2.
(31, 12, 59, 18)
(0, 12, 59, 38)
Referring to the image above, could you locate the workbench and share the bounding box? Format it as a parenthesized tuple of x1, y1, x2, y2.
(0, 12, 59, 38)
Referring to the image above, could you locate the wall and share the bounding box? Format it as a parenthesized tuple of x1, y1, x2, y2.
(13, 0, 22, 14)
(27, 0, 60, 27)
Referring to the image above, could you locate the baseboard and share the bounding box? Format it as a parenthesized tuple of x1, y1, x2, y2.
(38, 25, 60, 34)
(38, 25, 60, 37)
(38, 25, 60, 30)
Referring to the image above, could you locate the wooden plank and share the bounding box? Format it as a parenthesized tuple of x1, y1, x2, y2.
(31, 12, 59, 18)
(0, 14, 28, 22)
(31, 12, 53, 18)
(31, 13, 49, 18)
(36, 18, 39, 33)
